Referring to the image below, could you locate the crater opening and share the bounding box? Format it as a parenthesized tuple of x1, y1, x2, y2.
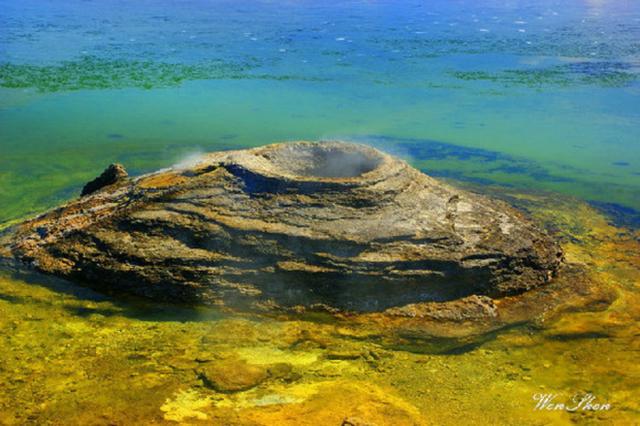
(263, 142, 383, 178)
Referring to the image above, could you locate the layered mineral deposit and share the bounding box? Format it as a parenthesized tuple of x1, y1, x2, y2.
(1, 141, 563, 312)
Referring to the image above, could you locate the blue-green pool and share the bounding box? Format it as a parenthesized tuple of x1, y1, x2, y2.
(1, 0, 639, 226)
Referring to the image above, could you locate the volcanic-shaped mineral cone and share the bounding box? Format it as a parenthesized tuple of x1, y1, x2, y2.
(1, 141, 563, 312)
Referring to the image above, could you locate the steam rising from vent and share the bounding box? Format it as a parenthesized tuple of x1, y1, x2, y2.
(263, 142, 383, 178)
(173, 150, 205, 170)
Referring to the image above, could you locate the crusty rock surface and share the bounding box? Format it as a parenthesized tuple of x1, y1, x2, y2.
(1, 141, 562, 312)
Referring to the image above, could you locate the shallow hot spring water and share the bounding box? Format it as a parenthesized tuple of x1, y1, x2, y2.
(0, 166, 638, 424)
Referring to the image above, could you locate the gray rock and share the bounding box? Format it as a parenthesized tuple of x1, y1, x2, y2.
(3, 141, 562, 312)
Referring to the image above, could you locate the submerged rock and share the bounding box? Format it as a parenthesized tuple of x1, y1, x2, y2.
(1, 141, 562, 312)
(197, 359, 268, 392)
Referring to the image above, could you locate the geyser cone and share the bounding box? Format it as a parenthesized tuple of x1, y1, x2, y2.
(1, 141, 563, 312)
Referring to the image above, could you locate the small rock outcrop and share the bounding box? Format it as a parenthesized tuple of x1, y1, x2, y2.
(2, 141, 562, 312)
(81, 163, 128, 196)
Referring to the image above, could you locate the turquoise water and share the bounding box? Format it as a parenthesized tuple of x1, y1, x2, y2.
(2, 2, 640, 424)
(1, 0, 639, 225)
